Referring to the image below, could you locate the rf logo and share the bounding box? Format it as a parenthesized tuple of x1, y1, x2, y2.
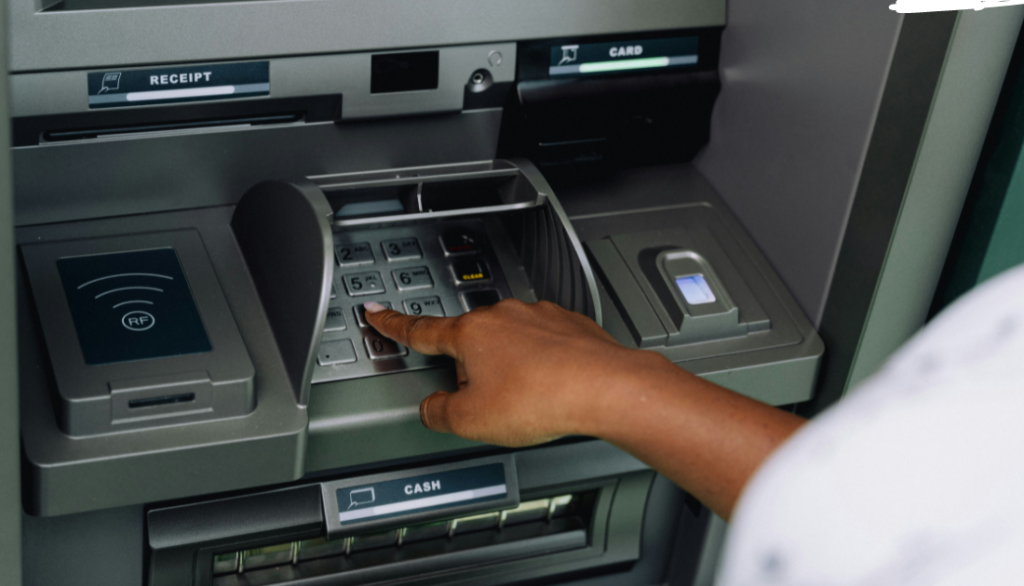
(122, 310, 155, 332)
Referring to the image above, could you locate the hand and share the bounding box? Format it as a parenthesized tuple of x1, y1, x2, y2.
(365, 298, 805, 520)
(363, 299, 658, 447)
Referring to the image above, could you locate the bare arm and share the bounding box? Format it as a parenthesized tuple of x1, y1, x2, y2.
(365, 299, 804, 520)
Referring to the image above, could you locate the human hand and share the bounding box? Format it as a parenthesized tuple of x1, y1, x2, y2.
(363, 299, 660, 447)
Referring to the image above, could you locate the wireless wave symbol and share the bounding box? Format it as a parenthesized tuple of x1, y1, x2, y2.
(77, 272, 174, 332)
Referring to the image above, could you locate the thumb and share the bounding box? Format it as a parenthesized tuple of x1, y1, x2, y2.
(420, 390, 454, 434)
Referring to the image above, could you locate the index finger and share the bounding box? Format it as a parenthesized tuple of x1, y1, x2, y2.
(363, 302, 461, 358)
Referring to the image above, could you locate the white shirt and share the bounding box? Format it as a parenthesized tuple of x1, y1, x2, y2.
(718, 263, 1024, 586)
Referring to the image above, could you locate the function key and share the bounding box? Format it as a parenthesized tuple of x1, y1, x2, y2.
(317, 339, 357, 366)
(355, 301, 393, 328)
(343, 271, 385, 296)
(335, 242, 375, 267)
(393, 266, 434, 291)
(324, 306, 348, 332)
(440, 230, 480, 256)
(451, 260, 491, 285)
(364, 333, 408, 360)
(461, 289, 502, 311)
(382, 238, 423, 261)
(404, 296, 445, 317)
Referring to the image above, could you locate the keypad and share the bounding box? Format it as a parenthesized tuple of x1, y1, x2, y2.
(335, 242, 376, 267)
(316, 223, 513, 383)
(392, 267, 434, 291)
(451, 260, 491, 285)
(381, 238, 423, 261)
(404, 296, 445, 317)
(343, 271, 385, 296)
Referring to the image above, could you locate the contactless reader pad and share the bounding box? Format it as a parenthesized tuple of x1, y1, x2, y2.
(21, 230, 256, 436)
(56, 249, 212, 365)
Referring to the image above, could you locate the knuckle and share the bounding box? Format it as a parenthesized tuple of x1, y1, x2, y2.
(374, 311, 397, 331)
(403, 316, 430, 342)
(453, 313, 476, 332)
(444, 400, 470, 436)
(535, 300, 557, 311)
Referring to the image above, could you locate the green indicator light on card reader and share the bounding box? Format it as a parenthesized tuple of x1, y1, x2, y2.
(578, 56, 671, 74)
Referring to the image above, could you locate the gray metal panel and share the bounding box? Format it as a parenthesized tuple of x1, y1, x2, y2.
(22, 506, 143, 586)
(846, 8, 1024, 390)
(0, 4, 22, 584)
(14, 110, 503, 227)
(691, 514, 728, 586)
(693, 2, 903, 325)
(305, 367, 483, 474)
(7, 0, 725, 72)
(810, 11, 1020, 413)
(515, 441, 649, 491)
(586, 239, 668, 348)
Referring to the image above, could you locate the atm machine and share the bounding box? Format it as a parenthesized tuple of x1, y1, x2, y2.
(2, 2, 1018, 585)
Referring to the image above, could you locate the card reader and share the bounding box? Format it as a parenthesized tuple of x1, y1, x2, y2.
(21, 230, 256, 436)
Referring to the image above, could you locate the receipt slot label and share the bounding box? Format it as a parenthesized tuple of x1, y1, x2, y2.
(334, 463, 508, 526)
(87, 61, 269, 109)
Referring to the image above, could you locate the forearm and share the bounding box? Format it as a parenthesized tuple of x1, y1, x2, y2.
(581, 351, 805, 521)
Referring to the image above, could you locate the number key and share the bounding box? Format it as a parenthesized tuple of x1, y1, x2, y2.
(381, 238, 423, 261)
(364, 333, 408, 360)
(343, 271, 385, 296)
(392, 266, 433, 291)
(354, 301, 393, 328)
(335, 242, 375, 267)
(403, 296, 445, 317)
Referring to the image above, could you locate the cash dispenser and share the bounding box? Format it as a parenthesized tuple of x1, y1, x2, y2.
(8, 2, 827, 585)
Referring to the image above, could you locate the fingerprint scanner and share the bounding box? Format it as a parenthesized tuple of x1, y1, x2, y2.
(675, 274, 716, 305)
(57, 249, 212, 365)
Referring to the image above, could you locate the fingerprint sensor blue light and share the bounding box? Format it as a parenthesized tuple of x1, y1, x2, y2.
(675, 275, 716, 305)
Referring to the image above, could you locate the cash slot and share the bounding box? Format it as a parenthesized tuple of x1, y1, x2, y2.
(207, 492, 594, 586)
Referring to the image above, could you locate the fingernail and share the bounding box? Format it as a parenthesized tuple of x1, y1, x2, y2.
(363, 301, 387, 313)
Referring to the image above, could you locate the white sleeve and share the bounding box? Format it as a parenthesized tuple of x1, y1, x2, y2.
(716, 264, 1024, 586)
